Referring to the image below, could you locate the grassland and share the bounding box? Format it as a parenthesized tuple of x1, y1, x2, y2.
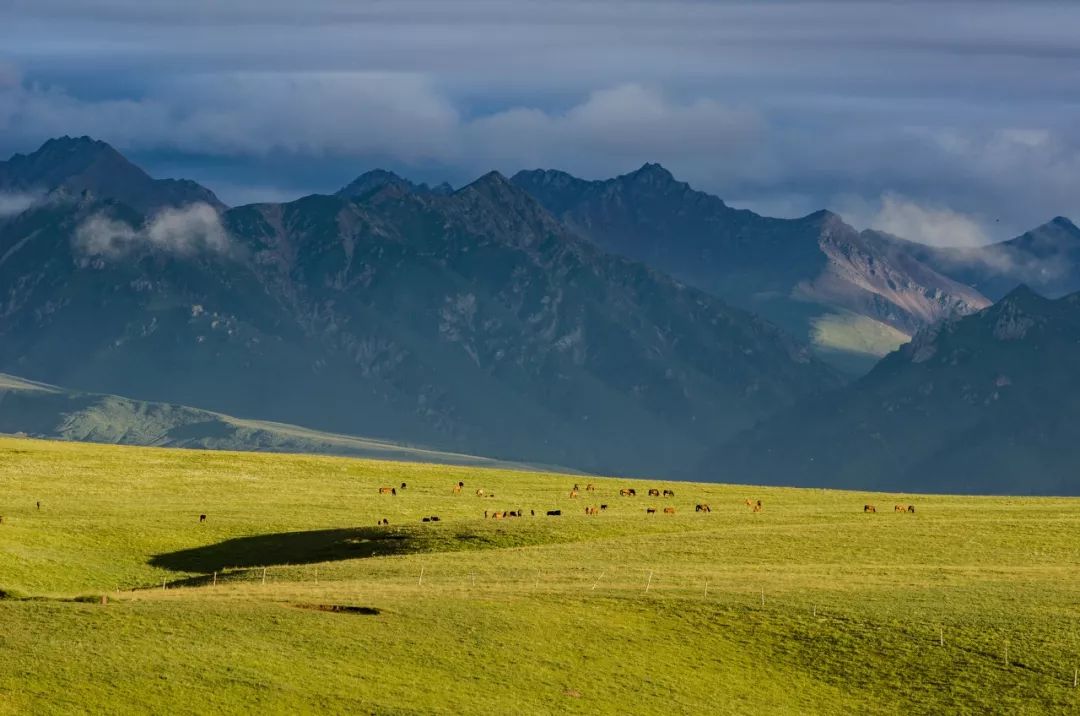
(810, 311, 910, 359)
(2, 436, 1080, 714)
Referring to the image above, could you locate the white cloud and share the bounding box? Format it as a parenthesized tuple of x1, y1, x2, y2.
(0, 191, 41, 218)
(866, 193, 990, 248)
(74, 202, 231, 258)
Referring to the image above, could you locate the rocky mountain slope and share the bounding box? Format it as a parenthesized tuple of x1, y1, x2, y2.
(705, 286, 1080, 494)
(0, 138, 839, 476)
(513, 165, 998, 371)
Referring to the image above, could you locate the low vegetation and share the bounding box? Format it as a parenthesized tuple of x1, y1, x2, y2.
(2, 436, 1079, 714)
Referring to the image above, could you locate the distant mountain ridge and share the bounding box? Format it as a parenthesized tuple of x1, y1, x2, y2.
(0, 138, 839, 477)
(706, 286, 1080, 494)
(512, 165, 1076, 372)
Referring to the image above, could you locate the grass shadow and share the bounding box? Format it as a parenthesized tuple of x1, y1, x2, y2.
(149, 527, 415, 573)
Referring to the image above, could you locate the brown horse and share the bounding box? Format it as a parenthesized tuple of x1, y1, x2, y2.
(452, 484, 462, 495)
(586, 484, 596, 492)
(476, 489, 485, 497)
(662, 489, 675, 498)
(646, 507, 657, 514)
(569, 489, 579, 498)
(663, 507, 676, 515)
(864, 504, 877, 513)
(378, 487, 395, 495)
(751, 500, 763, 513)
(695, 504, 711, 513)
(648, 488, 661, 497)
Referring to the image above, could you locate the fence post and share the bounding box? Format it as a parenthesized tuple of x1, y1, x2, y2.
(212, 571, 217, 587)
(262, 567, 267, 586)
(418, 566, 425, 587)
(704, 580, 708, 598)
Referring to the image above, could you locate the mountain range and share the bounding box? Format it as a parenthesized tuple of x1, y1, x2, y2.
(513, 165, 1080, 372)
(2, 136, 1078, 491)
(0, 137, 837, 477)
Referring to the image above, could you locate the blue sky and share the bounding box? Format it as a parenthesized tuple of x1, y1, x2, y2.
(1, 0, 1078, 244)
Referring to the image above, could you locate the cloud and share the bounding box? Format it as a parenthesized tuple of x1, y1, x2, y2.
(2, 0, 1080, 235)
(74, 203, 231, 258)
(0, 191, 41, 218)
(865, 193, 990, 248)
(468, 85, 759, 171)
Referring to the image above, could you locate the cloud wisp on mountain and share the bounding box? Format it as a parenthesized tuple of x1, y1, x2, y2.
(74, 202, 232, 259)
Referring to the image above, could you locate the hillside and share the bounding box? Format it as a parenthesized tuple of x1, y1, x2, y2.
(708, 286, 1080, 494)
(2, 436, 1079, 713)
(513, 165, 992, 371)
(0, 372, 537, 469)
(0, 138, 839, 477)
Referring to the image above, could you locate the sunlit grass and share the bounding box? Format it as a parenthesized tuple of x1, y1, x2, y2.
(2, 436, 1080, 714)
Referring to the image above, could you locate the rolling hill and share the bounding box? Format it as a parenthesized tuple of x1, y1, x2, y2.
(0, 372, 538, 469)
(707, 286, 1080, 494)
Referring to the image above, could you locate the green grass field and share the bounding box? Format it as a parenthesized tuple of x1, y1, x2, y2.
(2, 436, 1080, 714)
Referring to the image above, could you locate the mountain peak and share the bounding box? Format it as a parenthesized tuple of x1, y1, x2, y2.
(1048, 216, 1079, 233)
(1, 136, 223, 213)
(337, 170, 455, 200)
(460, 170, 513, 194)
(337, 169, 414, 199)
(626, 162, 676, 183)
(1000, 283, 1045, 303)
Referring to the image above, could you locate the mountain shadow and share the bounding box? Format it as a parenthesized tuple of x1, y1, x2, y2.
(150, 527, 416, 573)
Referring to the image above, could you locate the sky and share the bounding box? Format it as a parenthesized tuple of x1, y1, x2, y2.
(1, 0, 1078, 245)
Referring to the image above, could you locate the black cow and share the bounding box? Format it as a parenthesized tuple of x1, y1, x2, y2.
(547, 510, 562, 516)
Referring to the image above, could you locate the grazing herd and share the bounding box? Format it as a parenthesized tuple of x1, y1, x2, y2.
(320, 481, 918, 527)
(1, 486, 921, 531)
(864, 504, 916, 514)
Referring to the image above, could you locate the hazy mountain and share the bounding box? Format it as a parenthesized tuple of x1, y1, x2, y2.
(911, 217, 1080, 300)
(0, 136, 224, 213)
(0, 140, 839, 476)
(0, 373, 535, 469)
(706, 286, 1080, 495)
(513, 165, 993, 372)
(336, 169, 453, 199)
